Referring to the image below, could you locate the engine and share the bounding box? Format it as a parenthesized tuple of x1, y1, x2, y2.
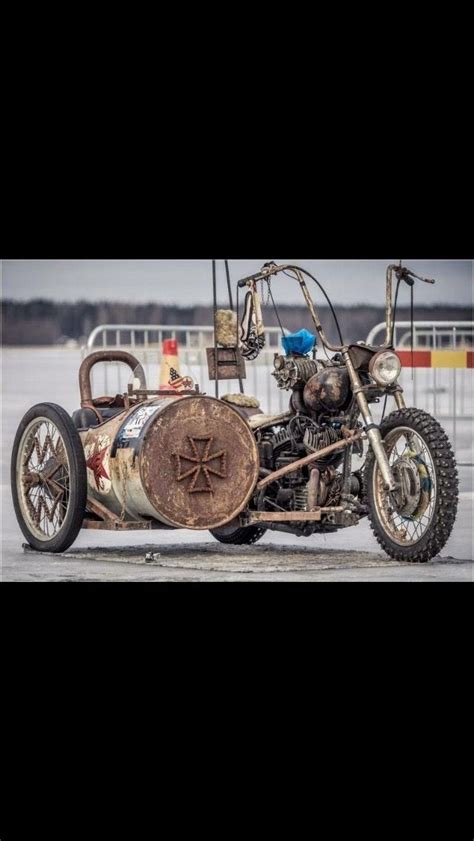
(251, 351, 364, 530)
(256, 415, 349, 517)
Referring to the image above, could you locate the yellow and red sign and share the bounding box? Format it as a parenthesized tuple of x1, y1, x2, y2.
(396, 350, 474, 369)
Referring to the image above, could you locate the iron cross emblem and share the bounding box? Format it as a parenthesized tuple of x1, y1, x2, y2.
(174, 435, 227, 494)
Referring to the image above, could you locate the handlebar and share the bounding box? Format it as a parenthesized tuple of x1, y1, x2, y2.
(235, 262, 436, 353)
(237, 263, 288, 287)
(238, 263, 436, 289)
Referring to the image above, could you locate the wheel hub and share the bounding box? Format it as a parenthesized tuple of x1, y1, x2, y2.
(390, 457, 421, 517)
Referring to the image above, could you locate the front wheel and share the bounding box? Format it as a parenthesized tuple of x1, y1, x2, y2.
(364, 408, 458, 563)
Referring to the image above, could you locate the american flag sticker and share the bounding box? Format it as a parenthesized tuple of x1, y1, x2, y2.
(168, 368, 194, 390)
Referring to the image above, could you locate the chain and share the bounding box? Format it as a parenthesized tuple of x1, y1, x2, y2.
(260, 277, 272, 306)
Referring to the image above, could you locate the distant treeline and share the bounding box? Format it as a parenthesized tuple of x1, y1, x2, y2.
(2, 299, 473, 346)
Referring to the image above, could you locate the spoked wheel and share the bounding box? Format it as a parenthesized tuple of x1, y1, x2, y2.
(364, 408, 459, 562)
(11, 403, 87, 553)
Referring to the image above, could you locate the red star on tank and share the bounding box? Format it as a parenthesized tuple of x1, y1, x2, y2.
(86, 442, 110, 491)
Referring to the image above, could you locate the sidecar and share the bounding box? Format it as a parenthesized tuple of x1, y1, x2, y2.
(10, 349, 269, 552)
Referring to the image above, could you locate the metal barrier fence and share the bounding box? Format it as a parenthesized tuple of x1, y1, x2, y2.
(85, 324, 290, 413)
(366, 321, 474, 349)
(84, 321, 474, 452)
(366, 322, 474, 451)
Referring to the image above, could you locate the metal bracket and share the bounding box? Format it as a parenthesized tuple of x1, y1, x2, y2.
(83, 495, 159, 531)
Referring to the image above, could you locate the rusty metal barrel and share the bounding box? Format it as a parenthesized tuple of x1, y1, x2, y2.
(80, 394, 260, 530)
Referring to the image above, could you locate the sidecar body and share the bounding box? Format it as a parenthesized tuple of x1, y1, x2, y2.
(11, 350, 262, 551)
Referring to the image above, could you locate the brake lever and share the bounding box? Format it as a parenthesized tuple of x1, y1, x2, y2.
(411, 272, 436, 284)
(395, 266, 436, 285)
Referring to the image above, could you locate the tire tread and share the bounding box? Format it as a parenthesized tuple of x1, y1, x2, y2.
(364, 408, 459, 563)
(210, 526, 267, 545)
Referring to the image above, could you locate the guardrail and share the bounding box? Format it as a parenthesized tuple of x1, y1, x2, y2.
(86, 324, 284, 353)
(366, 321, 473, 348)
(366, 322, 474, 454)
(84, 321, 474, 453)
(84, 324, 289, 413)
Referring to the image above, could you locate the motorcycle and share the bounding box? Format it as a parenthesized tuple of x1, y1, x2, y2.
(11, 262, 459, 563)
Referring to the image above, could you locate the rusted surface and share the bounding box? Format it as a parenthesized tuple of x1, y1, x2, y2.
(83, 494, 161, 530)
(307, 466, 320, 511)
(206, 347, 246, 381)
(174, 435, 227, 493)
(247, 508, 345, 523)
(272, 354, 318, 390)
(80, 412, 128, 511)
(82, 518, 156, 530)
(79, 350, 146, 409)
(303, 367, 351, 413)
(17, 417, 70, 539)
(85, 495, 117, 523)
(348, 344, 375, 370)
(256, 432, 363, 491)
(127, 386, 198, 398)
(140, 396, 259, 529)
(85, 439, 111, 491)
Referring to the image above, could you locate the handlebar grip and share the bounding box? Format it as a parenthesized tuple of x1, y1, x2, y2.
(237, 272, 264, 287)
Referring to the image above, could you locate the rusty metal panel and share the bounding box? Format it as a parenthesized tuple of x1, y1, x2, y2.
(82, 518, 155, 530)
(247, 507, 345, 523)
(80, 411, 129, 517)
(79, 394, 259, 531)
(140, 396, 259, 530)
(303, 367, 351, 413)
(206, 347, 246, 381)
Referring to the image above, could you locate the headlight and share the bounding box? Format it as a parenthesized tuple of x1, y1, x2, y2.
(369, 351, 401, 386)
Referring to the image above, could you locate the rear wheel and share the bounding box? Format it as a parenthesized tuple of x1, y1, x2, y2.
(364, 408, 458, 562)
(11, 403, 87, 553)
(210, 523, 267, 545)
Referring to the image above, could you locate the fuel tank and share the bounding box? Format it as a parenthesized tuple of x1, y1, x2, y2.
(303, 366, 352, 413)
(80, 395, 260, 530)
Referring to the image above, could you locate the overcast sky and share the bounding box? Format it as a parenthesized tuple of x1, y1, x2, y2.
(1, 260, 472, 307)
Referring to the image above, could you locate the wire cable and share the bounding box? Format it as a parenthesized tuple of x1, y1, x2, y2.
(224, 260, 234, 311)
(267, 281, 286, 337)
(283, 265, 345, 345)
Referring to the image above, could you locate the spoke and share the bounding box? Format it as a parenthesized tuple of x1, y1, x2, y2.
(20, 419, 70, 538)
(374, 425, 439, 546)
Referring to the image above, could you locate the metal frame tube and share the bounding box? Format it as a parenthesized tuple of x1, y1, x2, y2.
(394, 391, 406, 410)
(343, 350, 397, 491)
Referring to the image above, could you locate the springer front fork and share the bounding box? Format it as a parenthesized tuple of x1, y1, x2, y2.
(343, 351, 406, 492)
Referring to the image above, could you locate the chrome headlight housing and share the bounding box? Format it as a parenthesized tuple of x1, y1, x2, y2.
(369, 351, 401, 386)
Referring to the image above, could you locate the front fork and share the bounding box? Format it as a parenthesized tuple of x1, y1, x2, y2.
(343, 351, 406, 492)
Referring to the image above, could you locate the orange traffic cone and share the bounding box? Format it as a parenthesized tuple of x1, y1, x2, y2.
(160, 338, 194, 391)
(160, 338, 181, 390)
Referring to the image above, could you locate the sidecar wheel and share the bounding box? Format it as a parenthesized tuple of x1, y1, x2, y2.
(210, 525, 267, 545)
(364, 408, 459, 563)
(11, 403, 87, 553)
